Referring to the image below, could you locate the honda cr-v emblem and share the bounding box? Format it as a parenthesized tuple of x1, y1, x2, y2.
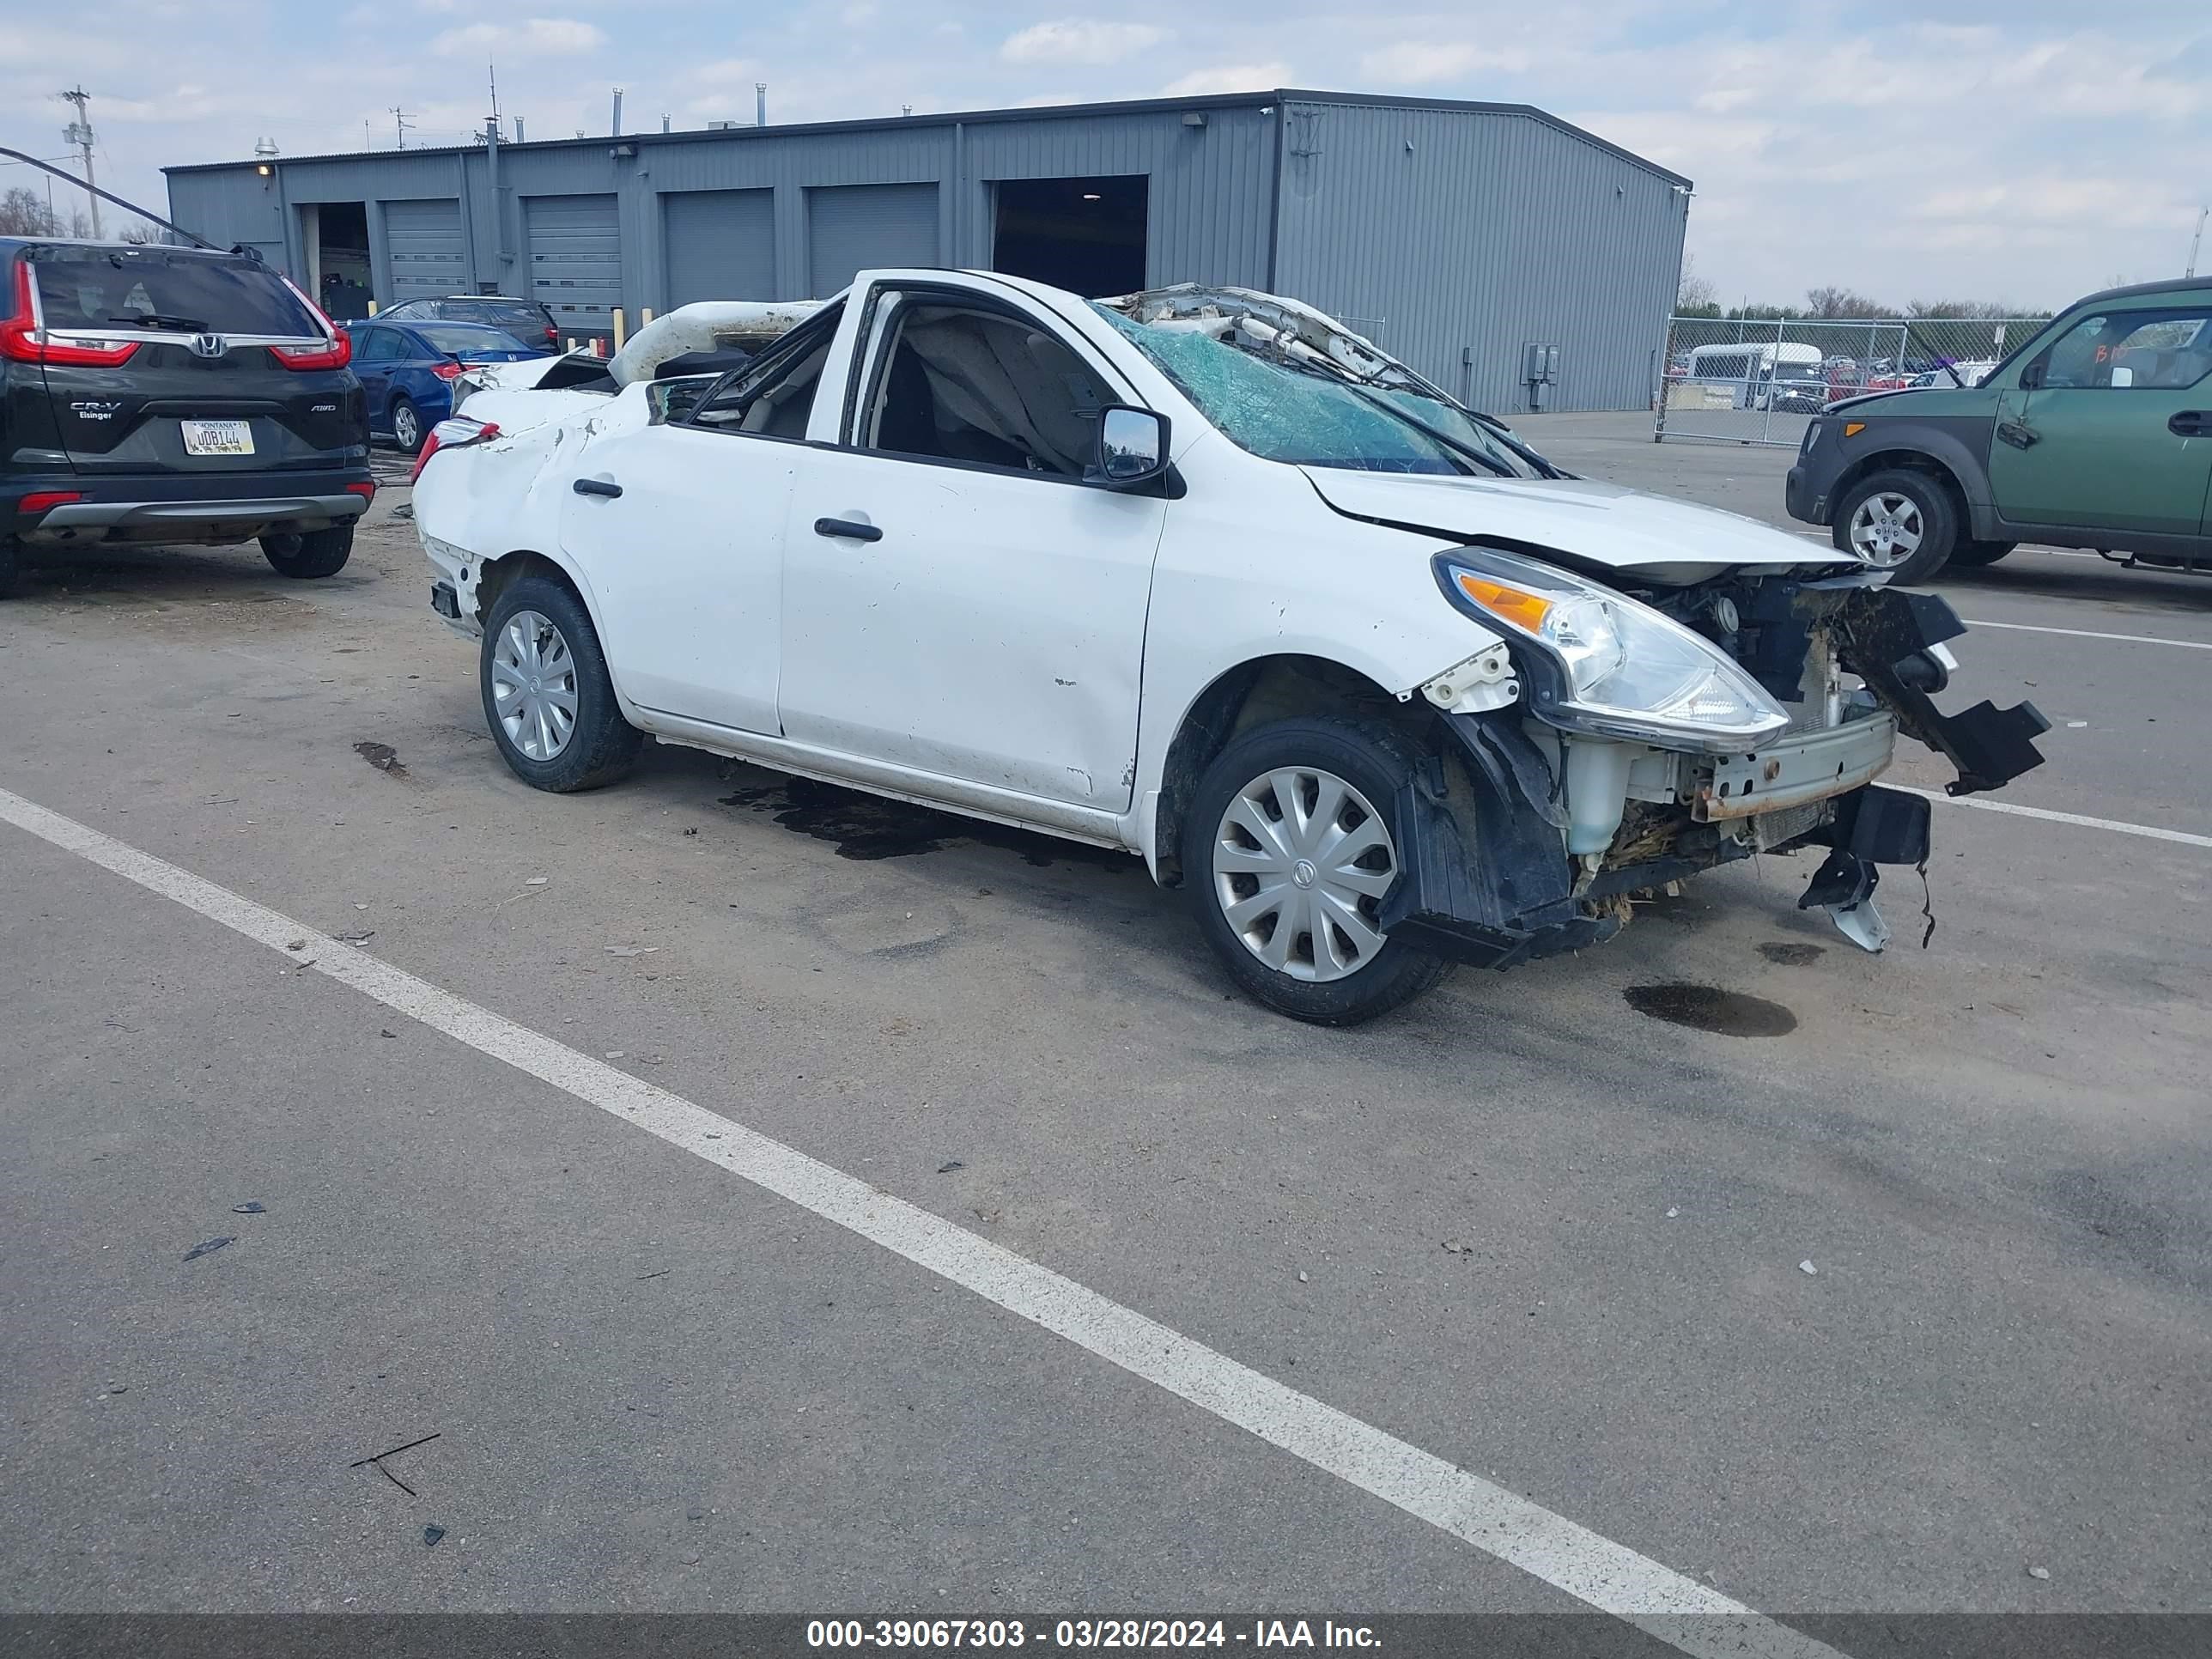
(190, 333, 225, 357)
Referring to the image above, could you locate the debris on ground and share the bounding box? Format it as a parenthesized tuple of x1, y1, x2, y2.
(285, 939, 307, 951)
(1666, 1208, 1681, 1218)
(636, 1268, 672, 1281)
(937, 1159, 964, 1174)
(231, 1202, 265, 1215)
(182, 1237, 234, 1262)
(526, 877, 549, 886)
(380, 1029, 397, 1039)
(1297, 1270, 1310, 1283)
(349, 1431, 441, 1498)
(353, 741, 410, 779)
(422, 1524, 445, 1547)
(338, 930, 375, 945)
(1800, 1260, 1819, 1275)
(605, 945, 658, 957)
(604, 1051, 625, 1060)
(2027, 1565, 2051, 1581)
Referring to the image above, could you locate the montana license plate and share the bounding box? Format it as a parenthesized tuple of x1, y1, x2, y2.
(181, 419, 253, 456)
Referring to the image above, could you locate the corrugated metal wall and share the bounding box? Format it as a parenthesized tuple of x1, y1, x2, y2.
(1272, 99, 1688, 414)
(166, 96, 1683, 407)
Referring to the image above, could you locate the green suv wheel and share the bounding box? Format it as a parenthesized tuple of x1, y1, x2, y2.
(1833, 468, 1959, 584)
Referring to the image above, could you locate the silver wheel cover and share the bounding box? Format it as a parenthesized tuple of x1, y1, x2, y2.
(489, 609, 579, 761)
(1848, 490, 1924, 567)
(393, 403, 420, 449)
(1212, 766, 1397, 982)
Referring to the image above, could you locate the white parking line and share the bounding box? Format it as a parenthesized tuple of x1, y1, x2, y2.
(0, 782, 1845, 1659)
(1899, 786, 2212, 848)
(1956, 618, 2212, 651)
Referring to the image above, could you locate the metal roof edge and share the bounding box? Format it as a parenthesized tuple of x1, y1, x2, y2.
(164, 88, 1686, 189)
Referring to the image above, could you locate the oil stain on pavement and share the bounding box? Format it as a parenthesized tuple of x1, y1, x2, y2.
(1624, 982, 1798, 1037)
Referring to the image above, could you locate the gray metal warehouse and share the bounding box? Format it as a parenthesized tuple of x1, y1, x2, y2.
(165, 89, 1692, 415)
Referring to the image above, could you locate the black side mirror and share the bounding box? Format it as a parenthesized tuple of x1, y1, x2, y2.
(1090, 404, 1170, 489)
(2018, 358, 2045, 392)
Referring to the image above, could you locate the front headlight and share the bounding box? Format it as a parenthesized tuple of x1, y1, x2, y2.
(1434, 548, 1790, 752)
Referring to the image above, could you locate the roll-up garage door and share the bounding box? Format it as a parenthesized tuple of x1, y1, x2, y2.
(664, 189, 776, 307)
(383, 199, 466, 304)
(526, 193, 622, 337)
(805, 183, 939, 297)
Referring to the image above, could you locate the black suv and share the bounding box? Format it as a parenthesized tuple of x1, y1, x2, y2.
(374, 295, 562, 349)
(2, 238, 371, 597)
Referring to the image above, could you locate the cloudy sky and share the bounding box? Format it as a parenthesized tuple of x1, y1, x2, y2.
(6, 0, 2206, 310)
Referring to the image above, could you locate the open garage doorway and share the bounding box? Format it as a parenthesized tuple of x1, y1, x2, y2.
(992, 175, 1148, 297)
(301, 202, 373, 319)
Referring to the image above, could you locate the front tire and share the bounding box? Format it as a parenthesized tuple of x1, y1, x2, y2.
(480, 574, 641, 793)
(1182, 716, 1449, 1025)
(260, 524, 353, 579)
(1832, 468, 1958, 583)
(390, 396, 426, 455)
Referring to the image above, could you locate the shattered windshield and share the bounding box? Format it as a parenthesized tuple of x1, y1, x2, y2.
(1096, 307, 1542, 477)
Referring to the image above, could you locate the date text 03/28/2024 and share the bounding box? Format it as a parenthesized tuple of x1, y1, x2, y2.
(805, 1620, 1381, 1649)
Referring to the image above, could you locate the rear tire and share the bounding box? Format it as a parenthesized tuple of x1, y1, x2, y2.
(1948, 539, 2015, 568)
(260, 524, 353, 579)
(390, 397, 426, 455)
(480, 574, 641, 793)
(0, 536, 19, 599)
(1182, 715, 1450, 1025)
(1832, 467, 1958, 584)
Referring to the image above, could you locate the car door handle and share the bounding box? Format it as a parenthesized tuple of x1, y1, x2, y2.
(813, 516, 882, 543)
(2170, 410, 2211, 437)
(572, 477, 623, 499)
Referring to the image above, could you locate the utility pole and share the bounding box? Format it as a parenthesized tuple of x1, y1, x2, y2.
(391, 106, 413, 150)
(2189, 206, 2208, 280)
(58, 84, 100, 239)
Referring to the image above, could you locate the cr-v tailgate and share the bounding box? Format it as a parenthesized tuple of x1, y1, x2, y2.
(45, 337, 361, 476)
(23, 244, 363, 476)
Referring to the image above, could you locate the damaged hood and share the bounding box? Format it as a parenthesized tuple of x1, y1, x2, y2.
(1300, 468, 1862, 586)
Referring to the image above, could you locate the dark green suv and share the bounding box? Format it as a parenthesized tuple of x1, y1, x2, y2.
(1788, 278, 2212, 583)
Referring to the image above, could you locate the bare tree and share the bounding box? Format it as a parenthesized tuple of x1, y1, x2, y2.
(0, 186, 61, 236)
(1676, 252, 1718, 315)
(1804, 286, 1889, 320)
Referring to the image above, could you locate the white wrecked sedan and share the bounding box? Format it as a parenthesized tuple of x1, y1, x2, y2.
(412, 273, 2047, 1024)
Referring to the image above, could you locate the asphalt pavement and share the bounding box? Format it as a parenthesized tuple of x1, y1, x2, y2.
(3, 416, 2205, 1645)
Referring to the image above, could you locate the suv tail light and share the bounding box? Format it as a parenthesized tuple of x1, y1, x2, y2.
(269, 334, 352, 370)
(269, 276, 351, 369)
(0, 263, 140, 368)
(412, 416, 501, 483)
(544, 325, 560, 344)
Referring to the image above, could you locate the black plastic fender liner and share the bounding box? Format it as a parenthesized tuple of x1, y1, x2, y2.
(1817, 783, 1932, 866)
(1375, 714, 1601, 969)
(1836, 588, 2051, 795)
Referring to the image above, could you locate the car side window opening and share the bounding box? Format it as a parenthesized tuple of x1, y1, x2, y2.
(687, 301, 846, 441)
(858, 297, 1113, 477)
(2032, 311, 2212, 391)
(356, 328, 405, 363)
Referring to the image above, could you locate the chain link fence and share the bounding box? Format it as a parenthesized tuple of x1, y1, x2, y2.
(1654, 315, 2043, 445)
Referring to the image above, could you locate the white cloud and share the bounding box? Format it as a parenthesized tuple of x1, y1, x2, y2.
(1358, 41, 1532, 84)
(431, 18, 606, 58)
(1000, 21, 1167, 67)
(1157, 63, 1291, 98)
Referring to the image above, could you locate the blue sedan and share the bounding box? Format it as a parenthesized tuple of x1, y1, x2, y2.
(344, 319, 553, 453)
